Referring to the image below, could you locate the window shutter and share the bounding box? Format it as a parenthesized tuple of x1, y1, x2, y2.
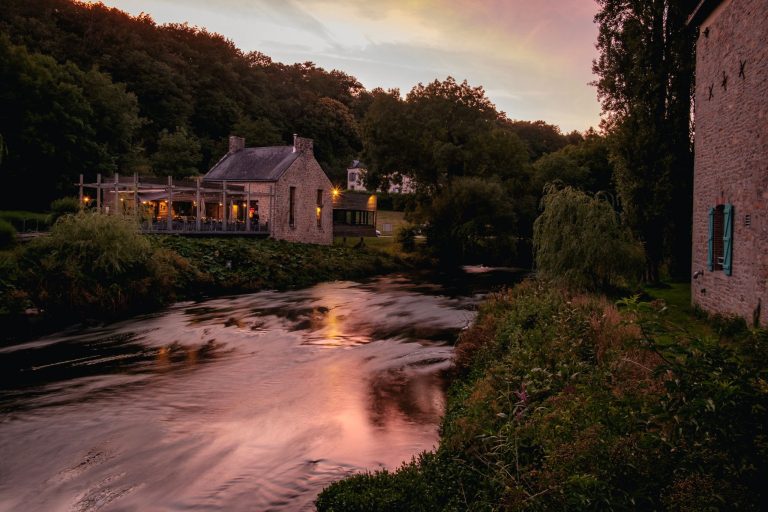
(707, 207, 714, 271)
(723, 203, 733, 276)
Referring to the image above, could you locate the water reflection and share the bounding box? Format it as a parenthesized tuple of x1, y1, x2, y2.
(0, 269, 523, 511)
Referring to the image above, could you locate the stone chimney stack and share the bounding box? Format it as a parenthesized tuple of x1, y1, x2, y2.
(293, 134, 313, 154)
(229, 135, 245, 153)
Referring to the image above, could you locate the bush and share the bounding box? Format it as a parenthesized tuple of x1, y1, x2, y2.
(533, 186, 644, 290)
(48, 196, 81, 225)
(395, 225, 417, 252)
(21, 213, 186, 317)
(0, 219, 16, 249)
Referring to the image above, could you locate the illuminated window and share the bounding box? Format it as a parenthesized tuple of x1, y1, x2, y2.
(316, 189, 323, 228)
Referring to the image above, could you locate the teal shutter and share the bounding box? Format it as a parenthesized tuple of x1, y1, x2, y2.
(707, 207, 714, 271)
(723, 203, 733, 276)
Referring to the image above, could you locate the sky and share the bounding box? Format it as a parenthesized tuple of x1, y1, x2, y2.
(97, 0, 603, 132)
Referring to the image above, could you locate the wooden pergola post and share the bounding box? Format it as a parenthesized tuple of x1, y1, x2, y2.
(114, 173, 120, 215)
(96, 173, 102, 212)
(195, 177, 202, 232)
(167, 176, 173, 231)
(78, 174, 84, 210)
(246, 183, 251, 232)
(222, 180, 228, 232)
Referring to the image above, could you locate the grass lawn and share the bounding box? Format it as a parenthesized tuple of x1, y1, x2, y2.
(643, 281, 716, 338)
(334, 234, 401, 256)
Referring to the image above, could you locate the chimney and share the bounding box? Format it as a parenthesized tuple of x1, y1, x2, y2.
(293, 134, 313, 154)
(229, 135, 245, 153)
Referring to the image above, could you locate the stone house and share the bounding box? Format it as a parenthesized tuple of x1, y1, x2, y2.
(203, 135, 333, 245)
(689, 0, 768, 325)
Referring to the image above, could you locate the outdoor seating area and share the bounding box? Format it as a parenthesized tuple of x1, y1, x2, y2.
(78, 173, 274, 235)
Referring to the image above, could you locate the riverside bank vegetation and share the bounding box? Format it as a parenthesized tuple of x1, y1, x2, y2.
(0, 213, 404, 340)
(316, 282, 768, 510)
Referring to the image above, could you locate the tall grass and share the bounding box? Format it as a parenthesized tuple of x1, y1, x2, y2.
(317, 280, 768, 510)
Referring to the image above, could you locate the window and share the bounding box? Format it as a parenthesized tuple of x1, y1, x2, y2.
(316, 189, 323, 228)
(708, 203, 733, 275)
(289, 186, 296, 228)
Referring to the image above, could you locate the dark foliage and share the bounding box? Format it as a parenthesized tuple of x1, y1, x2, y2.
(593, 0, 697, 281)
(318, 282, 768, 510)
(0, 0, 367, 201)
(0, 219, 17, 250)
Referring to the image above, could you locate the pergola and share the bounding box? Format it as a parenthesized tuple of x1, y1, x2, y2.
(77, 173, 275, 235)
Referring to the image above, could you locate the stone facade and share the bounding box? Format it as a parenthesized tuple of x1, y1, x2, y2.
(271, 149, 333, 245)
(204, 135, 333, 245)
(691, 0, 768, 325)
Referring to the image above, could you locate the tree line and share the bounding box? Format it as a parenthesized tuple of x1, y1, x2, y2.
(0, 0, 695, 280)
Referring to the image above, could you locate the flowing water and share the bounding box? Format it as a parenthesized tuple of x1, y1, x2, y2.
(0, 269, 521, 511)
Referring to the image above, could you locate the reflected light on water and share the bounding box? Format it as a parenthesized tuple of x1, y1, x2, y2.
(0, 270, 523, 511)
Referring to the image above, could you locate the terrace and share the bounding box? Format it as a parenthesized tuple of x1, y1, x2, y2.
(78, 173, 274, 235)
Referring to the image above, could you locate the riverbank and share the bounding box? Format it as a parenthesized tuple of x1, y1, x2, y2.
(316, 280, 768, 510)
(0, 214, 415, 342)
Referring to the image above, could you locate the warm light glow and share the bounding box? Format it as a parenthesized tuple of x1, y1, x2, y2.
(83, 196, 90, 203)
(332, 187, 341, 198)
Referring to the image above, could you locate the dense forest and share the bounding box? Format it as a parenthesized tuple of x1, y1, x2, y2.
(0, 0, 694, 278)
(0, 1, 599, 215)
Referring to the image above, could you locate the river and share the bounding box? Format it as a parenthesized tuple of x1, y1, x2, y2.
(0, 269, 521, 511)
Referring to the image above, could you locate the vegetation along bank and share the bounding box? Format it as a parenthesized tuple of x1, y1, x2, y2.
(316, 281, 768, 510)
(0, 213, 408, 341)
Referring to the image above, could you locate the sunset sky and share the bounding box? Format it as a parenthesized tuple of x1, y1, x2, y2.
(98, 0, 602, 132)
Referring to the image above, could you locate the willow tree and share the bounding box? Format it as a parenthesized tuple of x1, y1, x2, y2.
(593, 0, 697, 282)
(533, 186, 643, 291)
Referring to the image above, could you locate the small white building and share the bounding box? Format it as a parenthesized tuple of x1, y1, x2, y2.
(346, 161, 415, 194)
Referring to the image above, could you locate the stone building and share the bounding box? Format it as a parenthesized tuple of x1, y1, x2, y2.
(204, 135, 333, 245)
(689, 0, 768, 325)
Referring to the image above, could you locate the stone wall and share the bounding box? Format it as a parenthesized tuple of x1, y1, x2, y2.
(691, 0, 768, 325)
(271, 152, 333, 245)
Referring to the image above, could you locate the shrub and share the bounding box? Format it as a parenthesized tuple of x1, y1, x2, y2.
(395, 225, 417, 252)
(0, 250, 28, 315)
(0, 219, 16, 249)
(533, 186, 644, 290)
(48, 196, 81, 225)
(21, 213, 186, 317)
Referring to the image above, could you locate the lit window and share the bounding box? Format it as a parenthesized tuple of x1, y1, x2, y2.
(316, 189, 323, 228)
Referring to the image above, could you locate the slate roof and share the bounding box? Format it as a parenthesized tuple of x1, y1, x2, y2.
(203, 146, 299, 182)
